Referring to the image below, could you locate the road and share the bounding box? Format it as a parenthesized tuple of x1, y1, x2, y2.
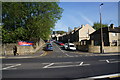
(1, 43, 120, 80)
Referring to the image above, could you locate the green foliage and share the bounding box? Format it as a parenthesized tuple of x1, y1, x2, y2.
(2, 2, 63, 43)
(56, 31, 66, 35)
(93, 22, 108, 30)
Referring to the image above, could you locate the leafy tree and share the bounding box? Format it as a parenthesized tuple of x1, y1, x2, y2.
(2, 2, 63, 43)
(56, 31, 66, 35)
(93, 22, 108, 30)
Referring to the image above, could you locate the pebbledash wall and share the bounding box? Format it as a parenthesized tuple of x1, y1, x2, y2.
(1, 39, 45, 55)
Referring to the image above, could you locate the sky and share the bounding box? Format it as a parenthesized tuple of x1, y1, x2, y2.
(54, 2, 118, 32)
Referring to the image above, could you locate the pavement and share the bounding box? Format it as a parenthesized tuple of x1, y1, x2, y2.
(0, 50, 46, 59)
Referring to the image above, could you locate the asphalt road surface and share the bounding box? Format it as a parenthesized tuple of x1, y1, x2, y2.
(1, 43, 120, 80)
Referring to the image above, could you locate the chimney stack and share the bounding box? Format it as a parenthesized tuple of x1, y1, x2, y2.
(110, 24, 114, 29)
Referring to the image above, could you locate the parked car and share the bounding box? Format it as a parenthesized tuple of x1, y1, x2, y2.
(58, 42, 64, 46)
(64, 43, 68, 49)
(67, 43, 76, 51)
(45, 43, 53, 51)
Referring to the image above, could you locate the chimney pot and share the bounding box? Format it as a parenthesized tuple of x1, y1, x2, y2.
(110, 24, 114, 29)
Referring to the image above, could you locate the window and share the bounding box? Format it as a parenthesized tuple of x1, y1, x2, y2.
(112, 33, 117, 36)
(111, 40, 117, 46)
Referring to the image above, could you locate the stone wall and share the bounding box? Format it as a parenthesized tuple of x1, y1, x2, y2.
(77, 45, 88, 51)
(88, 45, 120, 53)
(1, 38, 45, 55)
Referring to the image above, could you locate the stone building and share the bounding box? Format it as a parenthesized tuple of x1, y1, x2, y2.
(59, 24, 96, 43)
(90, 24, 120, 46)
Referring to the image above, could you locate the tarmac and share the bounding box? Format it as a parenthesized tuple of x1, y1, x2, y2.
(0, 51, 120, 59)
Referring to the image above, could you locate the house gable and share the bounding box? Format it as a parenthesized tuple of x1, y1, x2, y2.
(79, 24, 96, 41)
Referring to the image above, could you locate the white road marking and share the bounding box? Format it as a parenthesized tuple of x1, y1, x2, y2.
(106, 60, 110, 63)
(2, 64, 21, 70)
(54, 43, 72, 57)
(4, 64, 13, 65)
(55, 43, 64, 53)
(79, 62, 83, 65)
(90, 73, 120, 79)
(43, 63, 90, 69)
(42, 62, 81, 64)
(99, 59, 120, 64)
(110, 61, 120, 63)
(43, 63, 54, 68)
(42, 61, 90, 69)
(99, 59, 117, 61)
(75, 73, 120, 80)
(46, 65, 80, 68)
(75, 55, 79, 57)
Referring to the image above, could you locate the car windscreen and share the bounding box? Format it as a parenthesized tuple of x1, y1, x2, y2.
(69, 45, 74, 47)
(47, 44, 52, 47)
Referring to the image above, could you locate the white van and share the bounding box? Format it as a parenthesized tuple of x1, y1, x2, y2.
(67, 43, 76, 51)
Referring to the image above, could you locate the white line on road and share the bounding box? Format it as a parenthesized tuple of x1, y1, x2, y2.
(99, 59, 116, 61)
(43, 63, 54, 68)
(54, 43, 64, 53)
(4, 64, 14, 65)
(74, 73, 120, 80)
(65, 54, 74, 57)
(90, 73, 120, 79)
(110, 61, 120, 63)
(2, 64, 21, 70)
(42, 62, 82, 64)
(54, 43, 72, 57)
(106, 60, 110, 63)
(79, 62, 83, 65)
(43, 64, 90, 69)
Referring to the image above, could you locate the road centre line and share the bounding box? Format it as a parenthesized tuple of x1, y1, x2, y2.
(54, 43, 72, 57)
(54, 43, 64, 53)
(43, 63, 54, 68)
(2, 64, 21, 70)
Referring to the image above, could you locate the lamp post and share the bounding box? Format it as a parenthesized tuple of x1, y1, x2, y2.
(100, 3, 104, 53)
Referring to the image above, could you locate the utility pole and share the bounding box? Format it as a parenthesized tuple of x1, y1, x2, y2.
(100, 3, 104, 53)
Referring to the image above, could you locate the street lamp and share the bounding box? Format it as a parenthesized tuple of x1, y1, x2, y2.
(100, 3, 104, 53)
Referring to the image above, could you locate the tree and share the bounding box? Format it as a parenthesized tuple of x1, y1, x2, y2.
(56, 31, 66, 35)
(2, 2, 63, 43)
(93, 22, 108, 30)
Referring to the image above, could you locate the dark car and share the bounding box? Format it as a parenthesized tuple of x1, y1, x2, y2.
(45, 43, 53, 51)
